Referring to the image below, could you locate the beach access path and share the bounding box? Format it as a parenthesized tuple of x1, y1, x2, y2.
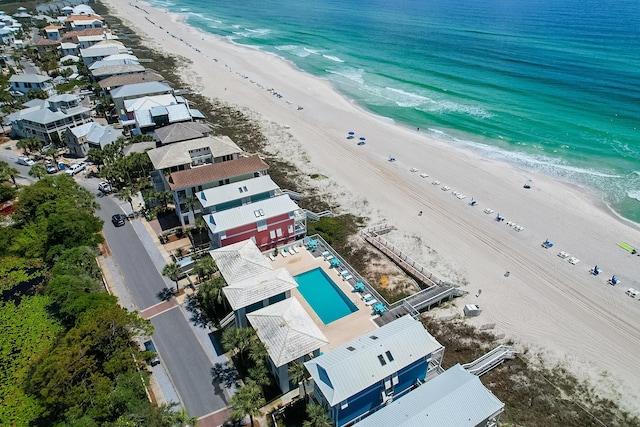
(102, 0, 640, 413)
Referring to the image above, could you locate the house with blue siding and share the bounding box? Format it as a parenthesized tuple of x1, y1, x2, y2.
(304, 315, 444, 427)
(197, 175, 280, 215)
(353, 364, 504, 427)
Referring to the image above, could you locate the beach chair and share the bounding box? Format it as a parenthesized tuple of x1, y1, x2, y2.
(325, 255, 334, 262)
(568, 257, 580, 265)
(289, 246, 297, 254)
(280, 249, 288, 258)
(365, 299, 377, 306)
(269, 254, 277, 262)
(361, 293, 372, 301)
(343, 274, 353, 281)
(322, 251, 330, 259)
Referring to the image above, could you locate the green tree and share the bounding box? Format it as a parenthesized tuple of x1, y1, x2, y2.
(16, 137, 43, 155)
(193, 256, 217, 283)
(230, 379, 265, 427)
(28, 163, 47, 180)
(0, 160, 19, 187)
(288, 361, 308, 398)
(157, 190, 173, 208)
(117, 186, 134, 212)
(41, 145, 60, 170)
(162, 262, 182, 292)
(303, 403, 332, 427)
(221, 327, 257, 366)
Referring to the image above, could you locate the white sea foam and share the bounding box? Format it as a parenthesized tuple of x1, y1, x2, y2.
(303, 47, 321, 55)
(326, 67, 365, 85)
(244, 28, 271, 36)
(627, 190, 640, 202)
(417, 99, 493, 119)
(384, 87, 432, 108)
(322, 55, 344, 63)
(275, 45, 315, 57)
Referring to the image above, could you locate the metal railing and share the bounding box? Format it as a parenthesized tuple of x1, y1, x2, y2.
(304, 210, 333, 221)
(462, 345, 517, 376)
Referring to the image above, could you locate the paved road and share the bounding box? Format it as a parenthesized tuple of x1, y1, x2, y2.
(151, 307, 230, 417)
(88, 184, 231, 418)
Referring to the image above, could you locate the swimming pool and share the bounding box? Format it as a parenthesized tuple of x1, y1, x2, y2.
(294, 268, 358, 324)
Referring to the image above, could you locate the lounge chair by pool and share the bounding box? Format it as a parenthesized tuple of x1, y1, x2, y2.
(269, 254, 277, 262)
(280, 249, 288, 258)
(365, 299, 377, 306)
(343, 274, 353, 281)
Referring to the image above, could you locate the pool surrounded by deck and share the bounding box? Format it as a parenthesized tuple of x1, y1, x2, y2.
(294, 267, 358, 324)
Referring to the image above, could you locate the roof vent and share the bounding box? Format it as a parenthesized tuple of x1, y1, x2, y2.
(370, 335, 379, 340)
(377, 355, 387, 366)
(385, 351, 394, 362)
(347, 346, 356, 352)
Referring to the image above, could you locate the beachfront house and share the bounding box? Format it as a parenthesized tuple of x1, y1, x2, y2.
(110, 81, 173, 114)
(304, 315, 445, 427)
(197, 174, 280, 215)
(91, 63, 146, 82)
(119, 94, 204, 133)
(61, 28, 118, 49)
(6, 94, 92, 144)
(64, 14, 105, 32)
(154, 121, 214, 145)
(247, 297, 328, 393)
(89, 54, 140, 72)
(98, 70, 165, 92)
(205, 194, 306, 250)
(353, 364, 504, 427)
(210, 239, 298, 328)
(9, 74, 54, 96)
(80, 41, 129, 66)
(65, 121, 122, 157)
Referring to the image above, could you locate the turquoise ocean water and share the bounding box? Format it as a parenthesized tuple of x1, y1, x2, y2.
(150, 0, 640, 224)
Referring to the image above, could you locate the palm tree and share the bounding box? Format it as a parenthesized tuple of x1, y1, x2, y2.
(230, 379, 265, 427)
(28, 163, 46, 180)
(0, 161, 19, 187)
(157, 190, 173, 208)
(221, 327, 256, 366)
(193, 256, 217, 283)
(162, 262, 182, 293)
(117, 186, 134, 212)
(41, 145, 60, 171)
(288, 361, 308, 398)
(16, 137, 42, 155)
(303, 403, 332, 427)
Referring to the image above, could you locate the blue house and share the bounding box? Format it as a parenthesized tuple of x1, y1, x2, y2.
(304, 316, 444, 427)
(353, 364, 504, 427)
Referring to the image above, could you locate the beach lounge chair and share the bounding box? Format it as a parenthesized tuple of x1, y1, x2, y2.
(568, 257, 579, 265)
(410, 168, 418, 172)
(365, 299, 377, 306)
(280, 249, 288, 258)
(322, 251, 330, 259)
(325, 255, 334, 262)
(457, 194, 466, 199)
(432, 180, 441, 185)
(420, 173, 429, 178)
(289, 246, 297, 254)
(361, 293, 372, 301)
(441, 186, 450, 191)
(558, 251, 569, 259)
(343, 274, 353, 281)
(269, 254, 277, 262)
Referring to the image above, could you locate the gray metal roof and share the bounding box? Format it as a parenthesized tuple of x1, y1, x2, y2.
(206, 194, 300, 235)
(80, 45, 120, 58)
(198, 175, 279, 209)
(91, 64, 145, 78)
(111, 81, 172, 99)
(9, 74, 51, 83)
(69, 122, 121, 148)
(304, 316, 443, 406)
(247, 297, 328, 367)
(354, 364, 504, 427)
(147, 135, 241, 170)
(209, 239, 272, 284)
(222, 267, 298, 311)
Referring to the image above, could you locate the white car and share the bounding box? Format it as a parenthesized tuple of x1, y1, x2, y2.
(65, 163, 86, 175)
(17, 157, 35, 166)
(98, 181, 112, 193)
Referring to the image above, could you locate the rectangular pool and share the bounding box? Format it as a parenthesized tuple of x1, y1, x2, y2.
(294, 268, 358, 324)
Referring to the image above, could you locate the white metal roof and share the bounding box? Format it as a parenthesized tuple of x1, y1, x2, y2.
(247, 297, 328, 367)
(209, 239, 272, 284)
(9, 74, 51, 83)
(111, 81, 172, 99)
(80, 45, 120, 58)
(222, 267, 298, 311)
(354, 364, 504, 427)
(124, 94, 177, 112)
(198, 175, 279, 209)
(304, 316, 443, 406)
(206, 195, 299, 235)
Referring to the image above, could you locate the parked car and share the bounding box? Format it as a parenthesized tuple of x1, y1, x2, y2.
(65, 163, 86, 175)
(111, 214, 126, 227)
(98, 181, 112, 193)
(17, 157, 35, 166)
(143, 340, 161, 366)
(45, 163, 57, 174)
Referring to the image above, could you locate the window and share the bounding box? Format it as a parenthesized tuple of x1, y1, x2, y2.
(269, 230, 276, 239)
(220, 231, 226, 240)
(276, 228, 283, 237)
(254, 172, 260, 178)
(257, 219, 267, 231)
(370, 335, 379, 340)
(183, 215, 189, 225)
(347, 346, 356, 352)
(288, 225, 293, 234)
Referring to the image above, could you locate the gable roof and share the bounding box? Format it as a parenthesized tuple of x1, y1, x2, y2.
(92, 64, 145, 78)
(110, 81, 173, 99)
(168, 155, 268, 190)
(206, 194, 300, 234)
(247, 297, 328, 367)
(304, 316, 444, 406)
(210, 239, 272, 284)
(147, 135, 242, 170)
(354, 364, 504, 427)
(154, 121, 213, 145)
(198, 175, 279, 209)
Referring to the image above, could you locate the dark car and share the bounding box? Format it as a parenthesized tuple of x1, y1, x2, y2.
(143, 340, 161, 366)
(111, 214, 126, 227)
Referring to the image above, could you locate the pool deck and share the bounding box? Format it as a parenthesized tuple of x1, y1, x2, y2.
(269, 245, 379, 352)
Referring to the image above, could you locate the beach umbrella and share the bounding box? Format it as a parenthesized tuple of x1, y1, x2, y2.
(348, 131, 355, 135)
(359, 137, 366, 141)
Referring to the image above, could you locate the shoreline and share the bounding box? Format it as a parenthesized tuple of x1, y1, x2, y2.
(103, 0, 640, 413)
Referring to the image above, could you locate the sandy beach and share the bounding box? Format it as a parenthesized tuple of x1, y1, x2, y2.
(104, 0, 640, 411)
